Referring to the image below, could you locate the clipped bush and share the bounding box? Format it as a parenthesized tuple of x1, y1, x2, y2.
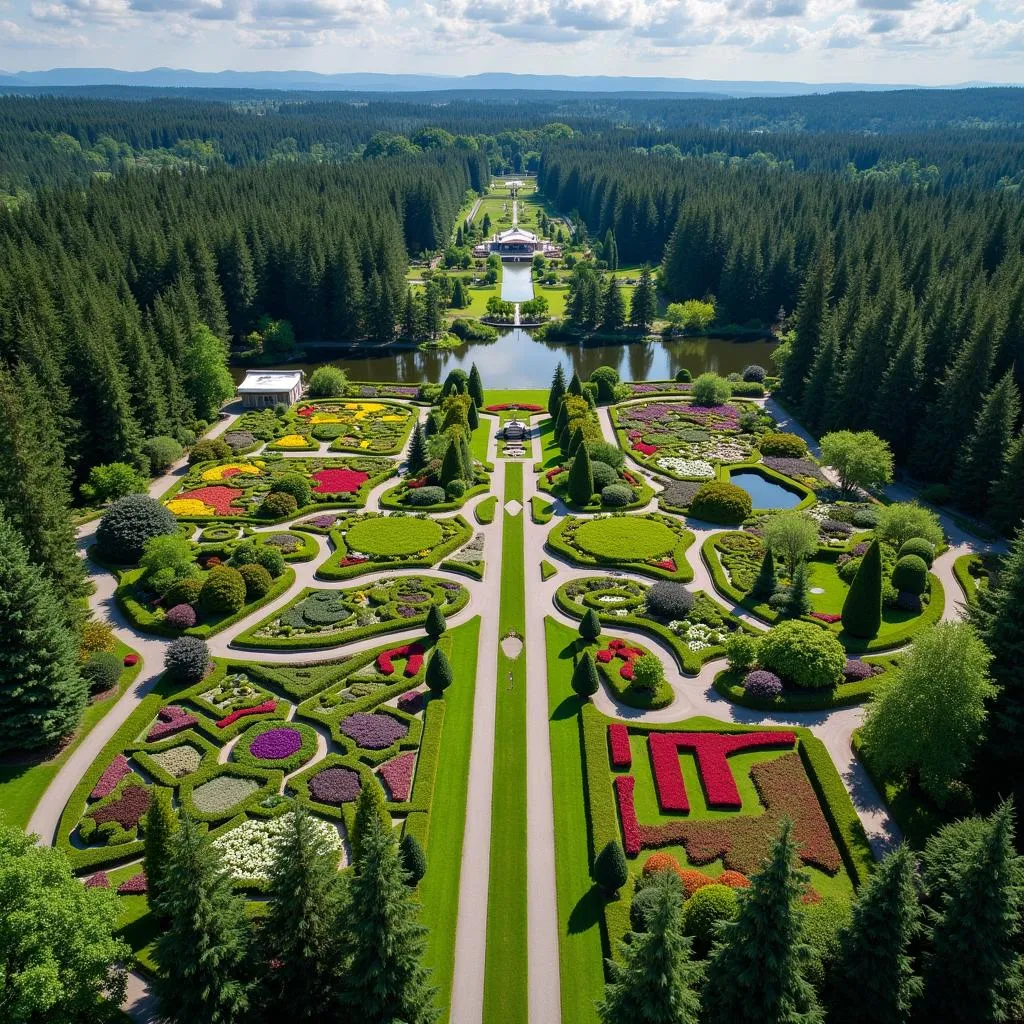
(96, 494, 178, 563)
(238, 563, 273, 600)
(743, 669, 783, 699)
(400, 833, 427, 886)
(165, 636, 210, 682)
(758, 432, 807, 458)
(407, 486, 446, 506)
(164, 576, 204, 606)
(189, 438, 231, 464)
(692, 372, 731, 406)
(270, 474, 312, 509)
(200, 565, 247, 614)
(165, 603, 198, 630)
(892, 554, 928, 596)
(898, 537, 935, 567)
(82, 651, 122, 693)
(230, 542, 286, 579)
(842, 659, 877, 682)
(675, 368, 692, 383)
(260, 491, 298, 519)
(682, 884, 739, 956)
(307, 365, 348, 398)
(600, 484, 633, 508)
(585, 440, 625, 470)
(842, 538, 882, 639)
(757, 620, 846, 689)
(726, 632, 759, 672)
(645, 581, 695, 619)
(742, 364, 767, 383)
(590, 461, 618, 491)
(142, 436, 184, 473)
(689, 481, 752, 525)
(445, 479, 466, 500)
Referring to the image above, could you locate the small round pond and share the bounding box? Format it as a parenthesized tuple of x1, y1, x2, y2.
(730, 470, 802, 510)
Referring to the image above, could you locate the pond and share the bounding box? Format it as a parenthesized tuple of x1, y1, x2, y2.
(730, 471, 802, 510)
(237, 332, 778, 390)
(500, 262, 535, 303)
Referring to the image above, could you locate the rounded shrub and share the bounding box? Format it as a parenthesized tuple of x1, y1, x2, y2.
(96, 494, 178, 564)
(683, 884, 739, 956)
(758, 431, 807, 458)
(590, 461, 618, 490)
(164, 576, 204, 606)
(585, 440, 625, 470)
(307, 365, 348, 398)
(238, 563, 273, 600)
(726, 632, 759, 672)
(645, 581, 695, 619)
(164, 603, 198, 630)
(898, 537, 935, 567)
(600, 484, 633, 508)
(261, 491, 298, 519)
(742, 669, 783, 699)
(689, 481, 752, 525)
(892, 554, 928, 596)
(270, 474, 312, 509)
(82, 651, 122, 694)
(742, 364, 767, 383)
(165, 636, 210, 683)
(188, 438, 231, 464)
(842, 659, 877, 682)
(691, 372, 731, 406)
(200, 565, 247, 614)
(230, 541, 286, 579)
(445, 478, 466, 499)
(757, 620, 846, 689)
(407, 486, 446, 506)
(141, 435, 184, 473)
(675, 368, 692, 383)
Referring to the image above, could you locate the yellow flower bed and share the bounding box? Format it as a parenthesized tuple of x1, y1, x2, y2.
(276, 434, 311, 448)
(381, 415, 404, 422)
(201, 463, 261, 482)
(311, 413, 343, 424)
(166, 498, 215, 516)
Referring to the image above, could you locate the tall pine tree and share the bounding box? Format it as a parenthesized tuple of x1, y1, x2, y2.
(780, 240, 834, 408)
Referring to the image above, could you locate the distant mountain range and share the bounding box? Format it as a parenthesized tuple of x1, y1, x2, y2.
(0, 67, 996, 97)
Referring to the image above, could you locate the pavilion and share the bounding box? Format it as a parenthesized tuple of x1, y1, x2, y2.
(473, 227, 562, 263)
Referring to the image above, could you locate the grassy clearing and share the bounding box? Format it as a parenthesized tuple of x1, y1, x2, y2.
(545, 617, 605, 1024)
(483, 463, 528, 1024)
(484, 389, 549, 411)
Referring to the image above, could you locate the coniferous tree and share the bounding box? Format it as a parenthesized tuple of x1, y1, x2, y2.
(567, 426, 585, 459)
(407, 422, 429, 476)
(401, 288, 421, 340)
(0, 512, 87, 754)
(451, 277, 467, 309)
(425, 647, 454, 693)
(351, 776, 391, 868)
(780, 240, 834, 408)
(143, 788, 178, 914)
(425, 603, 447, 639)
(786, 560, 812, 618)
(829, 845, 922, 1024)
(572, 650, 600, 699)
(990, 430, 1024, 535)
(261, 804, 345, 1023)
(799, 310, 841, 436)
(440, 439, 463, 486)
(183, 323, 234, 422)
(548, 363, 567, 417)
(871, 325, 925, 461)
(567, 371, 584, 397)
(841, 539, 882, 639)
(754, 548, 777, 598)
(630, 264, 657, 332)
(152, 815, 253, 1024)
(339, 777, 438, 1023)
(701, 820, 823, 1024)
(597, 870, 702, 1024)
(468, 363, 485, 408)
(602, 276, 626, 333)
(219, 228, 256, 338)
(579, 608, 602, 643)
(400, 832, 427, 885)
(568, 444, 595, 506)
(592, 840, 629, 896)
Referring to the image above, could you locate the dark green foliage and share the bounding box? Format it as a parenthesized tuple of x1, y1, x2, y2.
(441, 369, 468, 398)
(567, 372, 584, 397)
(842, 539, 882, 639)
(424, 603, 447, 639)
(630, 265, 658, 333)
(590, 366, 620, 403)
(425, 647, 454, 693)
(164, 636, 210, 683)
(754, 548, 777, 597)
(270, 474, 312, 509)
(567, 426, 585, 458)
(230, 542, 285, 579)
(592, 839, 629, 895)
(467, 363, 484, 408)
(898, 537, 935, 566)
(467, 400, 479, 432)
(261, 491, 298, 519)
(701, 820, 823, 1024)
(990, 431, 1024, 535)
(786, 560, 812, 618)
(142, 435, 185, 473)
(351, 777, 390, 867)
(144, 788, 178, 913)
(96, 493, 178, 563)
(781, 241, 833, 407)
(579, 608, 602, 643)
(829, 844, 921, 1024)
(200, 565, 247, 614)
(81, 651, 122, 694)
(572, 650, 600, 699)
(440, 439, 464, 486)
(407, 422, 429, 476)
(688, 481, 752, 525)
(237, 562, 272, 600)
(548, 363, 567, 418)
(568, 445, 595, 506)
(602, 276, 626, 332)
(597, 870, 702, 1024)
(190, 438, 232, 464)
(891, 555, 928, 596)
(400, 833, 428, 886)
(0, 513, 87, 754)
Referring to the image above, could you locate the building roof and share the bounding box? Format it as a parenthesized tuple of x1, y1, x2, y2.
(237, 370, 303, 394)
(495, 227, 538, 244)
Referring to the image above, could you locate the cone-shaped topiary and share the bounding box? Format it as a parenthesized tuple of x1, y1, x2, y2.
(425, 648, 454, 693)
(424, 603, 447, 639)
(579, 608, 603, 643)
(842, 538, 882, 638)
(568, 445, 595, 506)
(440, 440, 463, 487)
(593, 839, 629, 895)
(567, 371, 584, 397)
(468, 363, 484, 408)
(572, 651, 600, 699)
(407, 422, 429, 476)
(400, 832, 427, 886)
(754, 548, 777, 597)
(567, 426, 585, 458)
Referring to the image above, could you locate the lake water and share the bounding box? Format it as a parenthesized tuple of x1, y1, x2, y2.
(500, 263, 535, 303)
(239, 332, 778, 390)
(730, 470, 802, 510)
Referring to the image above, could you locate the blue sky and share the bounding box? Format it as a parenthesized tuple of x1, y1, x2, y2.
(2, 0, 1022, 83)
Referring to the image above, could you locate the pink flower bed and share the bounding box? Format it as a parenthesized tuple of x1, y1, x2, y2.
(485, 403, 544, 412)
(614, 775, 642, 856)
(608, 724, 632, 769)
(397, 690, 424, 713)
(648, 731, 797, 812)
(117, 871, 148, 895)
(378, 751, 417, 801)
(176, 485, 247, 516)
(810, 611, 842, 623)
(147, 705, 197, 742)
(311, 468, 370, 494)
(85, 871, 110, 889)
(632, 441, 658, 456)
(376, 643, 425, 677)
(216, 700, 277, 729)
(91, 754, 132, 801)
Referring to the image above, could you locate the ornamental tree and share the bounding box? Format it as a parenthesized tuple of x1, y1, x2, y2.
(701, 820, 822, 1024)
(0, 813, 129, 1022)
(467, 363, 484, 408)
(597, 870, 702, 1024)
(425, 648, 454, 693)
(96, 493, 178, 564)
(143, 788, 178, 915)
(0, 513, 87, 754)
(579, 609, 603, 643)
(572, 651, 600, 699)
(841, 539, 882, 639)
(753, 548, 777, 597)
(568, 445, 595, 506)
(819, 430, 893, 496)
(424, 604, 447, 639)
(407, 422, 429, 476)
(593, 839, 629, 896)
(183, 324, 235, 421)
(860, 621, 995, 803)
(874, 502, 944, 551)
(632, 654, 666, 694)
(400, 833, 428, 886)
(307, 365, 348, 398)
(762, 512, 819, 576)
(785, 561, 812, 618)
(548, 363, 567, 418)
(351, 777, 391, 867)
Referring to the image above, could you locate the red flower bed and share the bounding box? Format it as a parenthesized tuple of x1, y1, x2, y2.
(406, 478, 426, 489)
(376, 642, 425, 677)
(485, 403, 544, 413)
(123, 653, 139, 667)
(88, 783, 151, 832)
(311, 468, 370, 494)
(91, 754, 132, 801)
(177, 486, 247, 516)
(147, 705, 197, 742)
(377, 751, 417, 802)
(623, 470, 640, 486)
(545, 466, 564, 483)
(339, 556, 368, 567)
(648, 730, 796, 812)
(117, 871, 148, 895)
(613, 774, 642, 856)
(632, 441, 658, 456)
(810, 612, 842, 623)
(85, 871, 110, 889)
(597, 639, 645, 680)
(654, 559, 676, 572)
(608, 724, 632, 769)
(216, 700, 277, 729)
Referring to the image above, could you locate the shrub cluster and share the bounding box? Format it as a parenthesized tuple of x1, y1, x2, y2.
(892, 554, 928, 596)
(407, 486, 447, 506)
(261, 491, 298, 519)
(601, 484, 633, 507)
(645, 581, 695, 619)
(757, 620, 846, 689)
(758, 432, 808, 458)
(200, 565, 247, 614)
(689, 481, 752, 524)
(96, 494, 178, 563)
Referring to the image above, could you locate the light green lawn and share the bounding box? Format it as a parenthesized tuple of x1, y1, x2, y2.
(545, 617, 605, 1024)
(482, 463, 529, 1024)
(0, 640, 143, 832)
(537, 416, 562, 470)
(484, 389, 549, 411)
(535, 284, 570, 318)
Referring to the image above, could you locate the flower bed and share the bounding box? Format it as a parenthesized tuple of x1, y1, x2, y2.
(147, 705, 197, 742)
(485, 402, 544, 413)
(80, 780, 152, 845)
(378, 751, 417, 801)
(149, 744, 203, 778)
(377, 643, 426, 677)
(90, 754, 131, 800)
(190, 774, 261, 816)
(340, 711, 408, 750)
(117, 871, 148, 895)
(213, 812, 343, 882)
(311, 468, 370, 494)
(294, 399, 414, 455)
(608, 724, 632, 769)
(596, 638, 645, 680)
(308, 765, 362, 805)
(167, 485, 248, 517)
(234, 720, 317, 773)
(216, 699, 277, 729)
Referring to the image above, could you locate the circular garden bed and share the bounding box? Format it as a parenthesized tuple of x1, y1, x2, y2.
(344, 516, 443, 557)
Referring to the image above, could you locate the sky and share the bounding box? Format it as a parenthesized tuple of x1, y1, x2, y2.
(1, 0, 1023, 84)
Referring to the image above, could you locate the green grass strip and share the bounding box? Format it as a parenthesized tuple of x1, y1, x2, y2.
(545, 617, 605, 1024)
(483, 463, 528, 1024)
(475, 495, 499, 525)
(419, 617, 482, 1019)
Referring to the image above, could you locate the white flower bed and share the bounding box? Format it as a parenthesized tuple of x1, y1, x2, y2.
(656, 457, 715, 479)
(668, 619, 726, 651)
(213, 812, 343, 881)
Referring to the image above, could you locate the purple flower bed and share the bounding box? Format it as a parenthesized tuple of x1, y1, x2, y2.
(378, 751, 416, 802)
(396, 606, 420, 618)
(117, 871, 148, 895)
(660, 480, 703, 508)
(340, 711, 408, 750)
(305, 514, 338, 530)
(85, 871, 110, 889)
(400, 592, 430, 604)
(309, 766, 362, 805)
(439, 581, 461, 592)
(91, 754, 132, 800)
(147, 705, 198, 742)
(630, 382, 691, 394)
(397, 690, 424, 714)
(249, 726, 302, 760)
(843, 659, 880, 682)
(761, 457, 828, 485)
(743, 669, 784, 699)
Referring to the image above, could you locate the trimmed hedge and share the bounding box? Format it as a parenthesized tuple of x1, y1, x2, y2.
(439, 559, 484, 581)
(232, 720, 318, 773)
(712, 660, 892, 711)
(379, 481, 490, 513)
(531, 495, 555, 524)
(475, 496, 498, 525)
(688, 481, 752, 525)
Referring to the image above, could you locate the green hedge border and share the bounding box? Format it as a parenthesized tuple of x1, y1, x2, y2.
(531, 495, 555, 524)
(475, 495, 498, 524)
(439, 559, 484, 580)
(231, 719, 319, 773)
(379, 480, 491, 513)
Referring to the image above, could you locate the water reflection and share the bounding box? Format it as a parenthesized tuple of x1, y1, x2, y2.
(500, 263, 535, 303)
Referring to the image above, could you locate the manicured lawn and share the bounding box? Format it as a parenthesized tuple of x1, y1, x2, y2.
(345, 516, 442, 556)
(0, 641, 142, 832)
(483, 463, 528, 1024)
(574, 517, 678, 561)
(535, 284, 570, 318)
(475, 495, 498, 525)
(484, 389, 549, 411)
(419, 617, 482, 1017)
(545, 617, 605, 1024)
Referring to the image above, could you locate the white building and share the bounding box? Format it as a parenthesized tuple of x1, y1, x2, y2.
(236, 370, 304, 409)
(473, 227, 562, 262)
